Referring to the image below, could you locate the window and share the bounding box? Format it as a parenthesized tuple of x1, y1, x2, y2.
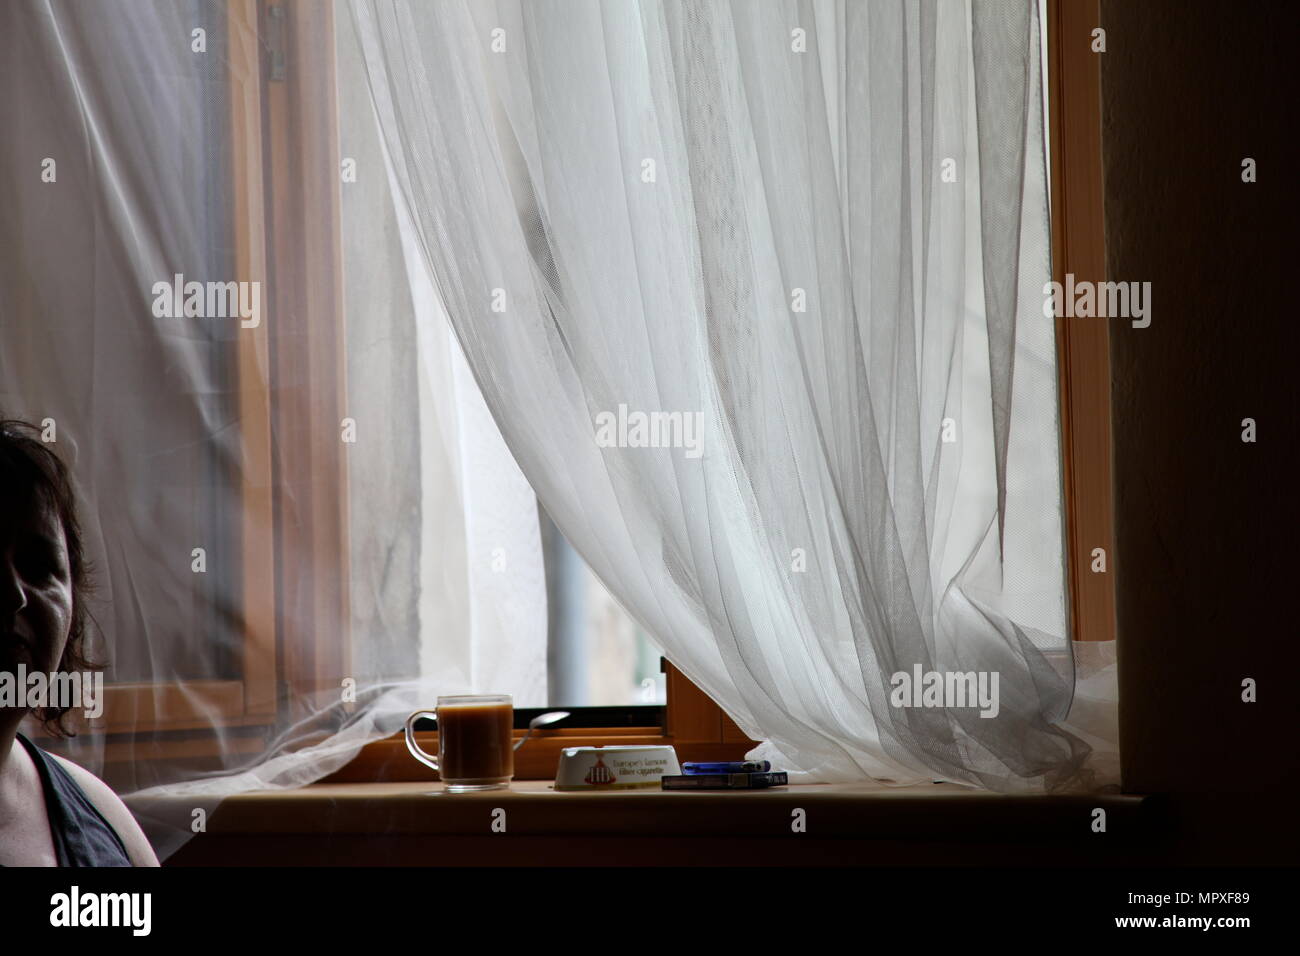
(11, 0, 711, 788)
(15, 0, 1109, 786)
(540, 509, 666, 707)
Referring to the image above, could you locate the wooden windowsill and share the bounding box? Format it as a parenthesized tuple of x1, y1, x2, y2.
(165, 780, 1159, 866)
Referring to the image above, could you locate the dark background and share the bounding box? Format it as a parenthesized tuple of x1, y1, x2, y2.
(1102, 0, 1298, 861)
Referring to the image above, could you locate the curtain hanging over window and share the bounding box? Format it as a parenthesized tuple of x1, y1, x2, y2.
(349, 0, 1115, 792)
(0, 0, 1119, 863)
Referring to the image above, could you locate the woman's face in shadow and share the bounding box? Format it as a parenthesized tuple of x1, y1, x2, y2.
(0, 495, 73, 679)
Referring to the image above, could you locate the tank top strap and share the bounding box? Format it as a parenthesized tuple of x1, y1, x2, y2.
(15, 732, 133, 867)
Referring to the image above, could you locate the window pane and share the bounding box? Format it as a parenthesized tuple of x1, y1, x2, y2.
(541, 509, 665, 707)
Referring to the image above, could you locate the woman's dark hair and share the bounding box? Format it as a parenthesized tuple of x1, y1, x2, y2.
(0, 417, 102, 736)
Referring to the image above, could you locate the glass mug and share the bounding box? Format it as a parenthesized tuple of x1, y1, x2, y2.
(404, 695, 514, 792)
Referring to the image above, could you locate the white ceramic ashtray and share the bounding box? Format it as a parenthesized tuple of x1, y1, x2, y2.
(554, 745, 681, 791)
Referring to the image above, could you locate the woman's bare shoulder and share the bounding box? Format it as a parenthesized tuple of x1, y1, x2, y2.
(46, 752, 160, 867)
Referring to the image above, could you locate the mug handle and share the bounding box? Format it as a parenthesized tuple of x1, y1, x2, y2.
(404, 710, 440, 774)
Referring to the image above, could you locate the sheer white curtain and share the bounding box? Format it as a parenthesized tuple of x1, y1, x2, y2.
(0, 0, 547, 860)
(351, 0, 1114, 791)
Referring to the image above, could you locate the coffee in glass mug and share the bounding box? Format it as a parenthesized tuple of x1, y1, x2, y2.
(404, 695, 513, 791)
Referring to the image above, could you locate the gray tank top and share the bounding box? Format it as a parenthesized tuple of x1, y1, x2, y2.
(5, 732, 133, 867)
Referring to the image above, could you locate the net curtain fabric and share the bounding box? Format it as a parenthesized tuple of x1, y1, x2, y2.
(0, 0, 1119, 866)
(349, 0, 1115, 793)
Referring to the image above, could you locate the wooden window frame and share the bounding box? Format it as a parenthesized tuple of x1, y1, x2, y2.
(31, 0, 347, 768)
(27, 1, 278, 758)
(1046, 0, 1115, 645)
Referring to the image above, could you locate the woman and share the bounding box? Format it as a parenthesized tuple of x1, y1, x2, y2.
(0, 419, 157, 866)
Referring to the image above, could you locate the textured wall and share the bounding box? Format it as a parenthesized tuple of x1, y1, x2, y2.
(1101, 0, 1295, 815)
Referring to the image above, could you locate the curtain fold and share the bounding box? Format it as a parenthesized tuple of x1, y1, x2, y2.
(352, 0, 1106, 791)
